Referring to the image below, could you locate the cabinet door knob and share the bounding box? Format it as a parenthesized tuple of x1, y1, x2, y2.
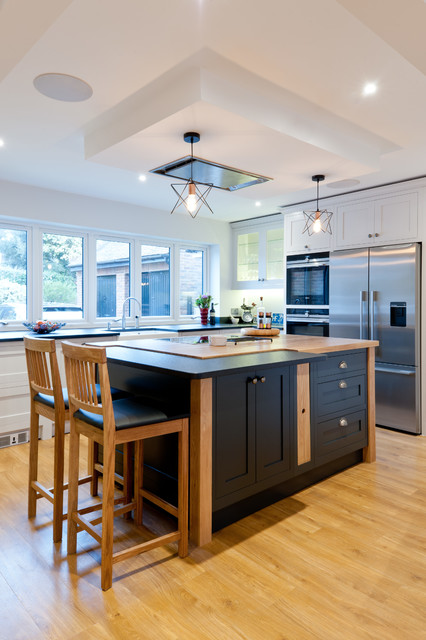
(338, 361, 348, 369)
(260, 376, 266, 383)
(251, 377, 258, 385)
(339, 418, 348, 427)
(375, 233, 379, 237)
(338, 380, 348, 389)
(304, 245, 309, 249)
(368, 233, 373, 238)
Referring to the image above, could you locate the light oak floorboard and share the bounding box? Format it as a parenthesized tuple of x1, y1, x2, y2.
(1, 429, 426, 639)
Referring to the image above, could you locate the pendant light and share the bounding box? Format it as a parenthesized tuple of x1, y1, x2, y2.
(170, 132, 214, 218)
(302, 175, 333, 235)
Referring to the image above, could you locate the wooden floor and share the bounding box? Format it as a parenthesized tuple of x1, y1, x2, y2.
(1, 429, 426, 639)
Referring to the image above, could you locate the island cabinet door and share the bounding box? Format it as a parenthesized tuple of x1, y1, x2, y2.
(255, 368, 292, 481)
(214, 372, 256, 499)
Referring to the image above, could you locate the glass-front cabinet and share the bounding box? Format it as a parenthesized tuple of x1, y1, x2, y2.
(232, 214, 284, 289)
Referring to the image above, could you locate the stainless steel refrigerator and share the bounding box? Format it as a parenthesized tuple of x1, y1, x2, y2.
(329, 243, 421, 434)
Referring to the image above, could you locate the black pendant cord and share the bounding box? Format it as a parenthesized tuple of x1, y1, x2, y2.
(316, 179, 319, 211)
(190, 138, 193, 182)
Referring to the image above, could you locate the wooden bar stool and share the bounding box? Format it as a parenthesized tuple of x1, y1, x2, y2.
(24, 336, 129, 543)
(62, 341, 189, 591)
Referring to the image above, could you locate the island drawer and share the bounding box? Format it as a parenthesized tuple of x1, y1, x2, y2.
(316, 350, 366, 379)
(316, 374, 366, 418)
(315, 409, 367, 461)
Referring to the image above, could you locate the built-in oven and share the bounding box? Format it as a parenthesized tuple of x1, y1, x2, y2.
(286, 252, 329, 306)
(286, 308, 329, 336)
(286, 252, 329, 336)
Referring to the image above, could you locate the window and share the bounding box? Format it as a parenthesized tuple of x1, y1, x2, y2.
(0, 219, 209, 326)
(42, 233, 83, 320)
(96, 239, 130, 318)
(179, 248, 204, 316)
(141, 244, 170, 317)
(0, 227, 27, 321)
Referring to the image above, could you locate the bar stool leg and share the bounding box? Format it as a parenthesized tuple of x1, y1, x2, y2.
(178, 422, 189, 558)
(67, 424, 80, 555)
(90, 442, 99, 496)
(123, 443, 133, 520)
(52, 410, 65, 543)
(135, 441, 144, 526)
(101, 434, 115, 591)
(28, 404, 40, 519)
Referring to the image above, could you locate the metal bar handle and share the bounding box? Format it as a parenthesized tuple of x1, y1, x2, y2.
(369, 290, 375, 340)
(359, 291, 365, 339)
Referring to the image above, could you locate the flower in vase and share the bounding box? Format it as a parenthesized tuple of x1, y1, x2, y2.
(195, 294, 212, 309)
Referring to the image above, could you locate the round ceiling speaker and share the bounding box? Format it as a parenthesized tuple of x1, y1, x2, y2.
(33, 73, 93, 102)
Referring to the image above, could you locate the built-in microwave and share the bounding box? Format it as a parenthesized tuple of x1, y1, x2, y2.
(286, 252, 329, 307)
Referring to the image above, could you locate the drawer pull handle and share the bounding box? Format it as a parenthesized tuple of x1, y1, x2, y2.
(339, 418, 348, 427)
(251, 377, 258, 385)
(338, 380, 348, 389)
(338, 361, 348, 369)
(260, 376, 266, 383)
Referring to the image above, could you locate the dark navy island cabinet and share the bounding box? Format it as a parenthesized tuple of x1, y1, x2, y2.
(213, 366, 293, 511)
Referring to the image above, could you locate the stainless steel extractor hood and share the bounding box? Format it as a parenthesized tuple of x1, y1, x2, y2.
(150, 155, 272, 191)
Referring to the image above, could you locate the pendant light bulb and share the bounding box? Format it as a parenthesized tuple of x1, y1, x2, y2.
(312, 212, 322, 233)
(185, 182, 197, 214)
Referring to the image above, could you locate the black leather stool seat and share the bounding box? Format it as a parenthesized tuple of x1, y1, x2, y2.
(74, 397, 169, 431)
(35, 384, 128, 410)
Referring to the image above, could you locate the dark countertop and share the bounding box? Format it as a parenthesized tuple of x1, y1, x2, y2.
(0, 327, 121, 342)
(0, 322, 283, 342)
(104, 344, 325, 379)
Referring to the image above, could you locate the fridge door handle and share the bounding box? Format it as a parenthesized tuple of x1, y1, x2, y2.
(359, 291, 367, 339)
(369, 290, 375, 340)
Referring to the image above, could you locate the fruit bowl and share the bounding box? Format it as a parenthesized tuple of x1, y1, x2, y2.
(23, 321, 66, 334)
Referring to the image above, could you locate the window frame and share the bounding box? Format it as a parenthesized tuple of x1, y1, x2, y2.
(0, 218, 210, 328)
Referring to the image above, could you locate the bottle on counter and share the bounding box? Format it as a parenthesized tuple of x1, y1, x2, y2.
(265, 311, 272, 329)
(257, 296, 265, 329)
(209, 302, 216, 325)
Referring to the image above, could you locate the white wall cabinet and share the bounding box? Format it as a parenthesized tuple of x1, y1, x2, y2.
(231, 215, 284, 289)
(284, 212, 332, 255)
(335, 192, 418, 249)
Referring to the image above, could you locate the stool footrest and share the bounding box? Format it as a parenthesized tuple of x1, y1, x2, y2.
(139, 487, 178, 518)
(94, 462, 124, 487)
(32, 481, 55, 505)
(112, 531, 181, 565)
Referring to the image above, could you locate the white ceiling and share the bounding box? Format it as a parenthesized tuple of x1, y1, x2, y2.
(1, 0, 426, 222)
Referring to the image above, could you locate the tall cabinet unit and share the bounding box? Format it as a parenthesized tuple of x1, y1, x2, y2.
(231, 214, 284, 289)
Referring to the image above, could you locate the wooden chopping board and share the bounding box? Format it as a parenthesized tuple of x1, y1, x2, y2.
(241, 328, 280, 336)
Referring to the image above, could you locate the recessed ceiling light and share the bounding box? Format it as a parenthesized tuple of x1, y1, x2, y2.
(255, 201, 261, 206)
(326, 179, 361, 190)
(33, 73, 93, 102)
(362, 82, 377, 97)
(138, 174, 147, 182)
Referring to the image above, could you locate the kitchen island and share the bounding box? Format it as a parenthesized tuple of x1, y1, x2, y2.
(95, 334, 378, 546)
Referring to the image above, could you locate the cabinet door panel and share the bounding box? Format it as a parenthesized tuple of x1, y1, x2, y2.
(214, 373, 256, 499)
(285, 213, 332, 254)
(374, 192, 418, 243)
(335, 202, 374, 248)
(256, 368, 291, 481)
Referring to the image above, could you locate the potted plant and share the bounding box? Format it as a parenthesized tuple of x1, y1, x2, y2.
(195, 293, 212, 324)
